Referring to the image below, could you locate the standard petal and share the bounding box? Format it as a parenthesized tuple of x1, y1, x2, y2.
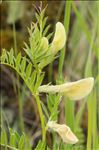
(51, 22, 66, 54)
(63, 77, 94, 100)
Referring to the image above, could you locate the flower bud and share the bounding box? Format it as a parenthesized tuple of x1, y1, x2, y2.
(51, 22, 66, 54)
(41, 37, 48, 50)
(47, 121, 78, 144)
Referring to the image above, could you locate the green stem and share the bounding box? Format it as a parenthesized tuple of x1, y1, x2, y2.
(58, 1, 72, 82)
(13, 22, 24, 132)
(65, 99, 74, 131)
(87, 94, 93, 150)
(35, 94, 46, 142)
(85, 22, 96, 150)
(48, 63, 53, 82)
(12, 22, 17, 94)
(18, 87, 25, 132)
(92, 88, 97, 149)
(13, 22, 17, 54)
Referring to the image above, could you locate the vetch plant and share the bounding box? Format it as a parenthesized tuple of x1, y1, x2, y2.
(0, 7, 94, 149)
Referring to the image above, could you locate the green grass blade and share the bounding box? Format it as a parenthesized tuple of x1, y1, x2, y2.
(58, 1, 72, 82)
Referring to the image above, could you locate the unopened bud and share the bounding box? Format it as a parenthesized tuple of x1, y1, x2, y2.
(41, 37, 48, 50)
(51, 22, 66, 54)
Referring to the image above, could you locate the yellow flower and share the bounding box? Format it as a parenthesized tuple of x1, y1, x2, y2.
(38, 77, 94, 100)
(47, 121, 78, 144)
(38, 22, 66, 69)
(51, 22, 66, 54)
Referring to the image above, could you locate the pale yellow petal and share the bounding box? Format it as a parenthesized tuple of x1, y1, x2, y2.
(63, 77, 94, 100)
(47, 121, 78, 144)
(51, 22, 66, 54)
